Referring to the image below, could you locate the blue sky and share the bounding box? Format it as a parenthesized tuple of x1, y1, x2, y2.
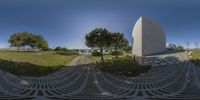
(0, 0, 200, 48)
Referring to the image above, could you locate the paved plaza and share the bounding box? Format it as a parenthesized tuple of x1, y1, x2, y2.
(0, 52, 200, 100)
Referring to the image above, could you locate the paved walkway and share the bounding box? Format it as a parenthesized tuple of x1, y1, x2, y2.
(67, 56, 91, 66)
(0, 53, 200, 100)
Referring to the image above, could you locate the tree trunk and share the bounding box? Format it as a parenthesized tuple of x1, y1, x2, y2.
(133, 55, 136, 62)
(115, 45, 118, 58)
(100, 47, 104, 63)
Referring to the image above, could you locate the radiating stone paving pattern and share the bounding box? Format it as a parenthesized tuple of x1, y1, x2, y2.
(0, 52, 200, 100)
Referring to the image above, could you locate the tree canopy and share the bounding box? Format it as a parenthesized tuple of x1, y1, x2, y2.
(85, 28, 129, 62)
(8, 32, 49, 51)
(175, 45, 184, 51)
(111, 32, 129, 58)
(85, 28, 112, 62)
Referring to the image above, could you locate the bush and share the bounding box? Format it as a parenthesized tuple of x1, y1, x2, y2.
(92, 51, 101, 56)
(175, 46, 184, 51)
(54, 47, 68, 51)
(110, 51, 123, 56)
(97, 57, 151, 77)
(190, 58, 200, 67)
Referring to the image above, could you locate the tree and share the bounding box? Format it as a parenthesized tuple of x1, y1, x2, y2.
(8, 32, 28, 51)
(28, 34, 40, 49)
(21, 32, 31, 48)
(8, 32, 48, 51)
(111, 32, 129, 58)
(124, 45, 132, 52)
(39, 40, 49, 50)
(85, 28, 112, 62)
(30, 34, 49, 50)
(61, 47, 68, 51)
(176, 45, 184, 51)
(55, 47, 62, 51)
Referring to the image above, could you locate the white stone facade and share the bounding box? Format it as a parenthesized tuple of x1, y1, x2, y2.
(132, 17, 166, 56)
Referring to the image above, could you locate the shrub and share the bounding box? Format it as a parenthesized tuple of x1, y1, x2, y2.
(175, 46, 184, 51)
(110, 51, 123, 56)
(92, 51, 101, 56)
(97, 57, 151, 77)
(190, 58, 200, 67)
(54, 47, 68, 51)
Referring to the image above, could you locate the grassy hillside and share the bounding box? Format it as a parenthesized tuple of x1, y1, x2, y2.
(0, 51, 77, 76)
(191, 50, 200, 59)
(190, 50, 200, 67)
(90, 54, 151, 77)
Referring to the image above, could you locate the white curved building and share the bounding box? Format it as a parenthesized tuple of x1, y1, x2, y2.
(132, 17, 166, 56)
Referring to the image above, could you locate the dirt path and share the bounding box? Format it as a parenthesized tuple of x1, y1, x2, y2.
(67, 55, 92, 66)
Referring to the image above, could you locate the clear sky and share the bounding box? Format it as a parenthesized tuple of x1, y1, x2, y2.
(0, 0, 200, 49)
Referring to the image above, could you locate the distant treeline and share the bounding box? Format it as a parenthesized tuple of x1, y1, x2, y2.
(54, 47, 79, 55)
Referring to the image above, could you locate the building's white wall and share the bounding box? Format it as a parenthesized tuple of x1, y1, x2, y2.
(142, 17, 166, 55)
(132, 17, 166, 56)
(132, 17, 142, 56)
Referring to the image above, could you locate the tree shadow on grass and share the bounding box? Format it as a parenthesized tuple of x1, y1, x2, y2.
(0, 59, 65, 77)
(96, 55, 186, 77)
(190, 59, 200, 67)
(96, 56, 151, 77)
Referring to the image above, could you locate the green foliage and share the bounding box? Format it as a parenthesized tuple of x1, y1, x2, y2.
(191, 50, 200, 58)
(167, 45, 184, 51)
(55, 47, 62, 51)
(190, 59, 200, 68)
(110, 51, 123, 56)
(190, 50, 200, 67)
(176, 45, 184, 51)
(8, 32, 29, 49)
(0, 51, 77, 76)
(85, 28, 112, 62)
(85, 28, 129, 62)
(8, 32, 49, 51)
(111, 32, 129, 58)
(55, 50, 79, 56)
(55, 47, 68, 51)
(97, 56, 151, 77)
(124, 45, 132, 52)
(92, 51, 101, 56)
(54, 47, 78, 55)
(29, 34, 49, 50)
(85, 28, 112, 48)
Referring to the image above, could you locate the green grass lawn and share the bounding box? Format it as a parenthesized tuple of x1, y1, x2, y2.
(190, 50, 200, 67)
(89, 55, 114, 63)
(190, 50, 200, 59)
(0, 51, 77, 76)
(90, 54, 151, 77)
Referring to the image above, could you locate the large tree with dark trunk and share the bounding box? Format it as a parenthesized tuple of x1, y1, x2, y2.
(85, 28, 112, 62)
